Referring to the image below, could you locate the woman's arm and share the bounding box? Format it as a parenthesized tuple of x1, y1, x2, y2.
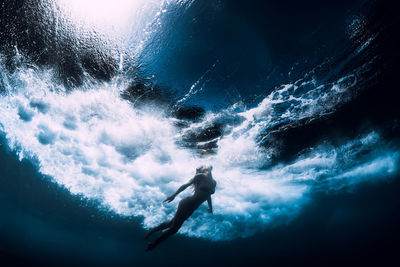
(164, 179, 194, 203)
(207, 196, 213, 213)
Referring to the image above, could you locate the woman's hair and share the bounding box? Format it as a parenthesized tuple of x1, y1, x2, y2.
(196, 165, 213, 174)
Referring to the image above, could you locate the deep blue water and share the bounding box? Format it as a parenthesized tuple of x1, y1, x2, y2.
(1, 0, 400, 265)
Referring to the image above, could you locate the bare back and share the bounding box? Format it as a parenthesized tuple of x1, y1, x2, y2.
(192, 173, 216, 195)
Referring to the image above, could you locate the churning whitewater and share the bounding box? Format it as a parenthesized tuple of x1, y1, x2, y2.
(0, 0, 399, 241)
(0, 55, 397, 240)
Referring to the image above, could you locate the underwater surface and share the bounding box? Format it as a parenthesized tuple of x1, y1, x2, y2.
(1, 0, 399, 265)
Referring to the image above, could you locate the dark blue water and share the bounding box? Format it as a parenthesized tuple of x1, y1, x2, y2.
(1, 0, 400, 265)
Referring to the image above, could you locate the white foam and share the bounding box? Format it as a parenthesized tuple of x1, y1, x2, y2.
(0, 63, 398, 240)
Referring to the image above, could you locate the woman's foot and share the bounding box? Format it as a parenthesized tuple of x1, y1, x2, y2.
(145, 242, 156, 252)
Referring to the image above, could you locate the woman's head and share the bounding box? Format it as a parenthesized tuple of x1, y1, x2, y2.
(196, 165, 213, 174)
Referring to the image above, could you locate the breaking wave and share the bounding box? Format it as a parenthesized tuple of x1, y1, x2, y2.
(0, 0, 399, 241)
(0, 52, 398, 240)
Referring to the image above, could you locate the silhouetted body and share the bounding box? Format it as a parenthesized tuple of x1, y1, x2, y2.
(145, 166, 216, 251)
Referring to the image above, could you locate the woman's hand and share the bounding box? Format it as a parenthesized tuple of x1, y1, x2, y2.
(163, 180, 193, 204)
(164, 194, 175, 203)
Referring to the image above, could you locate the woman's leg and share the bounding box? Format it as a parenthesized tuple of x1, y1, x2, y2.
(146, 216, 185, 251)
(144, 220, 172, 240)
(146, 197, 197, 251)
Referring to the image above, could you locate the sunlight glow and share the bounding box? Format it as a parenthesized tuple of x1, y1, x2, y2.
(56, 0, 151, 32)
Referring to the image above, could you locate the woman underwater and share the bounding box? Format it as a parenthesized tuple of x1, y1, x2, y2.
(145, 165, 217, 251)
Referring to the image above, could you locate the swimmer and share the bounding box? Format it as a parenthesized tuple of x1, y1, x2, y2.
(145, 165, 216, 251)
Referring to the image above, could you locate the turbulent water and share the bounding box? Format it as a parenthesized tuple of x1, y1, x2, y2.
(1, 0, 399, 242)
